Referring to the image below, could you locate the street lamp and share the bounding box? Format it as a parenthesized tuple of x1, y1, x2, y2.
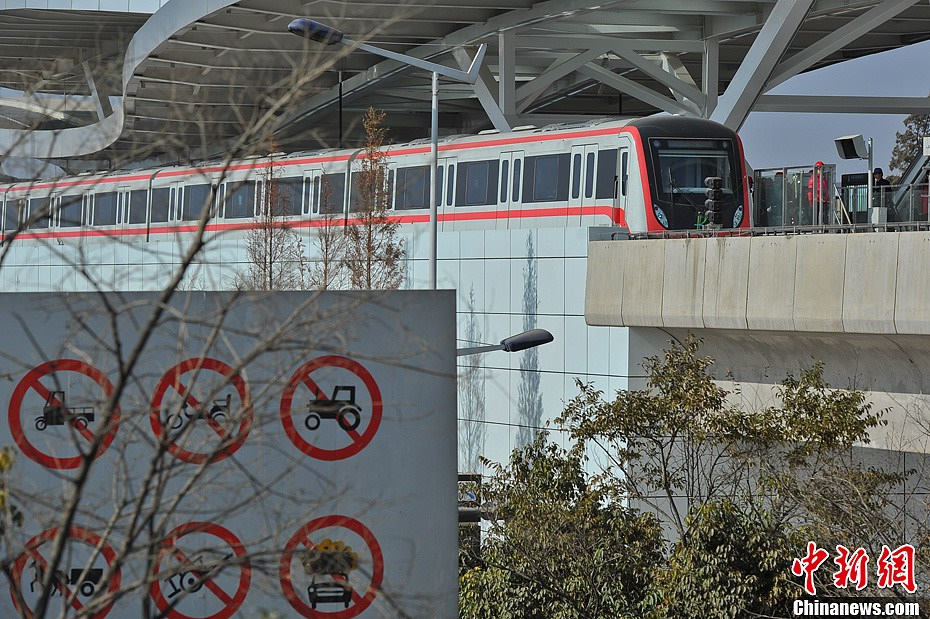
(456, 329, 554, 357)
(288, 18, 487, 290)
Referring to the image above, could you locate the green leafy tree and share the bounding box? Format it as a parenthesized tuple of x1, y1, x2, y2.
(460, 434, 664, 619)
(889, 112, 930, 180)
(462, 338, 915, 618)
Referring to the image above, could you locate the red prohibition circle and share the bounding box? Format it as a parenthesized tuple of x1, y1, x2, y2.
(149, 358, 252, 464)
(279, 356, 383, 461)
(10, 525, 122, 619)
(8, 359, 121, 469)
(149, 522, 251, 619)
(279, 515, 384, 619)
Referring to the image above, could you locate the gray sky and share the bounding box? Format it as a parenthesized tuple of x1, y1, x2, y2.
(739, 38, 930, 178)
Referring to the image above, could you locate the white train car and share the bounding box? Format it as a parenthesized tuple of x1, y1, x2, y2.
(1, 116, 749, 251)
(0, 115, 751, 466)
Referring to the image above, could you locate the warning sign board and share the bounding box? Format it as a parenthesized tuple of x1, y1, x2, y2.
(149, 358, 252, 464)
(7, 359, 121, 470)
(150, 522, 251, 619)
(279, 515, 384, 618)
(10, 525, 121, 619)
(279, 356, 383, 461)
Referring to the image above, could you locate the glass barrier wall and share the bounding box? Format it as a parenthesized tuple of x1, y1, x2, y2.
(753, 165, 836, 226)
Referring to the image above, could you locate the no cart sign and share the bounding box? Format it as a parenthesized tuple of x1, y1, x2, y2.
(10, 526, 122, 619)
(150, 522, 251, 619)
(8, 359, 120, 469)
(279, 356, 383, 461)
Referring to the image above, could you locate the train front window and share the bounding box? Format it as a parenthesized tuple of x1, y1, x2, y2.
(649, 138, 740, 229)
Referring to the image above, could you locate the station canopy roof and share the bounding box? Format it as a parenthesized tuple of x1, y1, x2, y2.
(2, 0, 930, 170)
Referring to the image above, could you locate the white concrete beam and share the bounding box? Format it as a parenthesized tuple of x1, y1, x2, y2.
(755, 94, 930, 114)
(711, 0, 815, 130)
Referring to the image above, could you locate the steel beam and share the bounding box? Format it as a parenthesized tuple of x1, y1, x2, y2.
(578, 63, 693, 115)
(766, 0, 920, 90)
(710, 0, 815, 130)
(453, 47, 511, 132)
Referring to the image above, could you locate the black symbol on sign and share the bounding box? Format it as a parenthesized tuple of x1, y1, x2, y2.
(305, 386, 361, 432)
(164, 566, 205, 598)
(302, 539, 359, 610)
(164, 394, 231, 431)
(30, 562, 102, 597)
(35, 391, 95, 432)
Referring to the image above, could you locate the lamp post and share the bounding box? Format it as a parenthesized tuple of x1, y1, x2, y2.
(288, 18, 486, 289)
(456, 329, 554, 357)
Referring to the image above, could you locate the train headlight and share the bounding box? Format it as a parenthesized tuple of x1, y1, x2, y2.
(653, 205, 668, 228)
(733, 204, 743, 227)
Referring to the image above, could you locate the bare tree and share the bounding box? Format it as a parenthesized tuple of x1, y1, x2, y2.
(238, 152, 308, 291)
(343, 108, 405, 290)
(308, 213, 348, 290)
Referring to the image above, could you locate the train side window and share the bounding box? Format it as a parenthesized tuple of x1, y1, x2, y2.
(571, 154, 582, 199)
(522, 154, 569, 203)
(621, 151, 629, 196)
(94, 192, 117, 226)
(58, 195, 83, 227)
(512, 159, 521, 203)
(128, 190, 147, 224)
(183, 183, 213, 221)
(596, 149, 618, 199)
(224, 181, 255, 219)
(349, 170, 393, 212)
(320, 173, 345, 214)
(151, 188, 170, 223)
(435, 166, 443, 207)
(28, 196, 52, 229)
(500, 160, 509, 203)
(585, 152, 596, 198)
(396, 166, 430, 210)
(456, 159, 498, 207)
(275, 176, 303, 216)
(446, 165, 455, 206)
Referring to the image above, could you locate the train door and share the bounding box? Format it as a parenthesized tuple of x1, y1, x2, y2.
(569, 144, 598, 225)
(303, 169, 322, 216)
(170, 182, 184, 223)
(497, 150, 523, 229)
(617, 140, 631, 228)
(438, 157, 455, 231)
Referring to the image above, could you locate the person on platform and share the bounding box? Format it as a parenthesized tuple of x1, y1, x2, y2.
(807, 161, 831, 224)
(873, 167, 891, 208)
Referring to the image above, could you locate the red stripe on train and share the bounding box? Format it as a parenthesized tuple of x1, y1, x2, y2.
(9, 205, 625, 240)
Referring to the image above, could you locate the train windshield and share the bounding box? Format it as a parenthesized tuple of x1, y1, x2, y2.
(649, 138, 742, 229)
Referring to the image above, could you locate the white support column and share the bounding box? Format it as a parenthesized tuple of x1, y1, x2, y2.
(659, 52, 702, 115)
(498, 30, 516, 120)
(81, 61, 111, 121)
(453, 47, 511, 132)
(702, 39, 719, 117)
(710, 0, 815, 130)
(767, 0, 920, 90)
(578, 63, 693, 115)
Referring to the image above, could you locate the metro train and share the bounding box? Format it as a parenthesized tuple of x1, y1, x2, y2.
(0, 115, 750, 246)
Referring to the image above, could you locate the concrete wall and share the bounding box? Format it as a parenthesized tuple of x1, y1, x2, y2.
(587, 231, 930, 335)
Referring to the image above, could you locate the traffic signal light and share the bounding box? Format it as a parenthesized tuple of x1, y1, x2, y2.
(704, 176, 723, 226)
